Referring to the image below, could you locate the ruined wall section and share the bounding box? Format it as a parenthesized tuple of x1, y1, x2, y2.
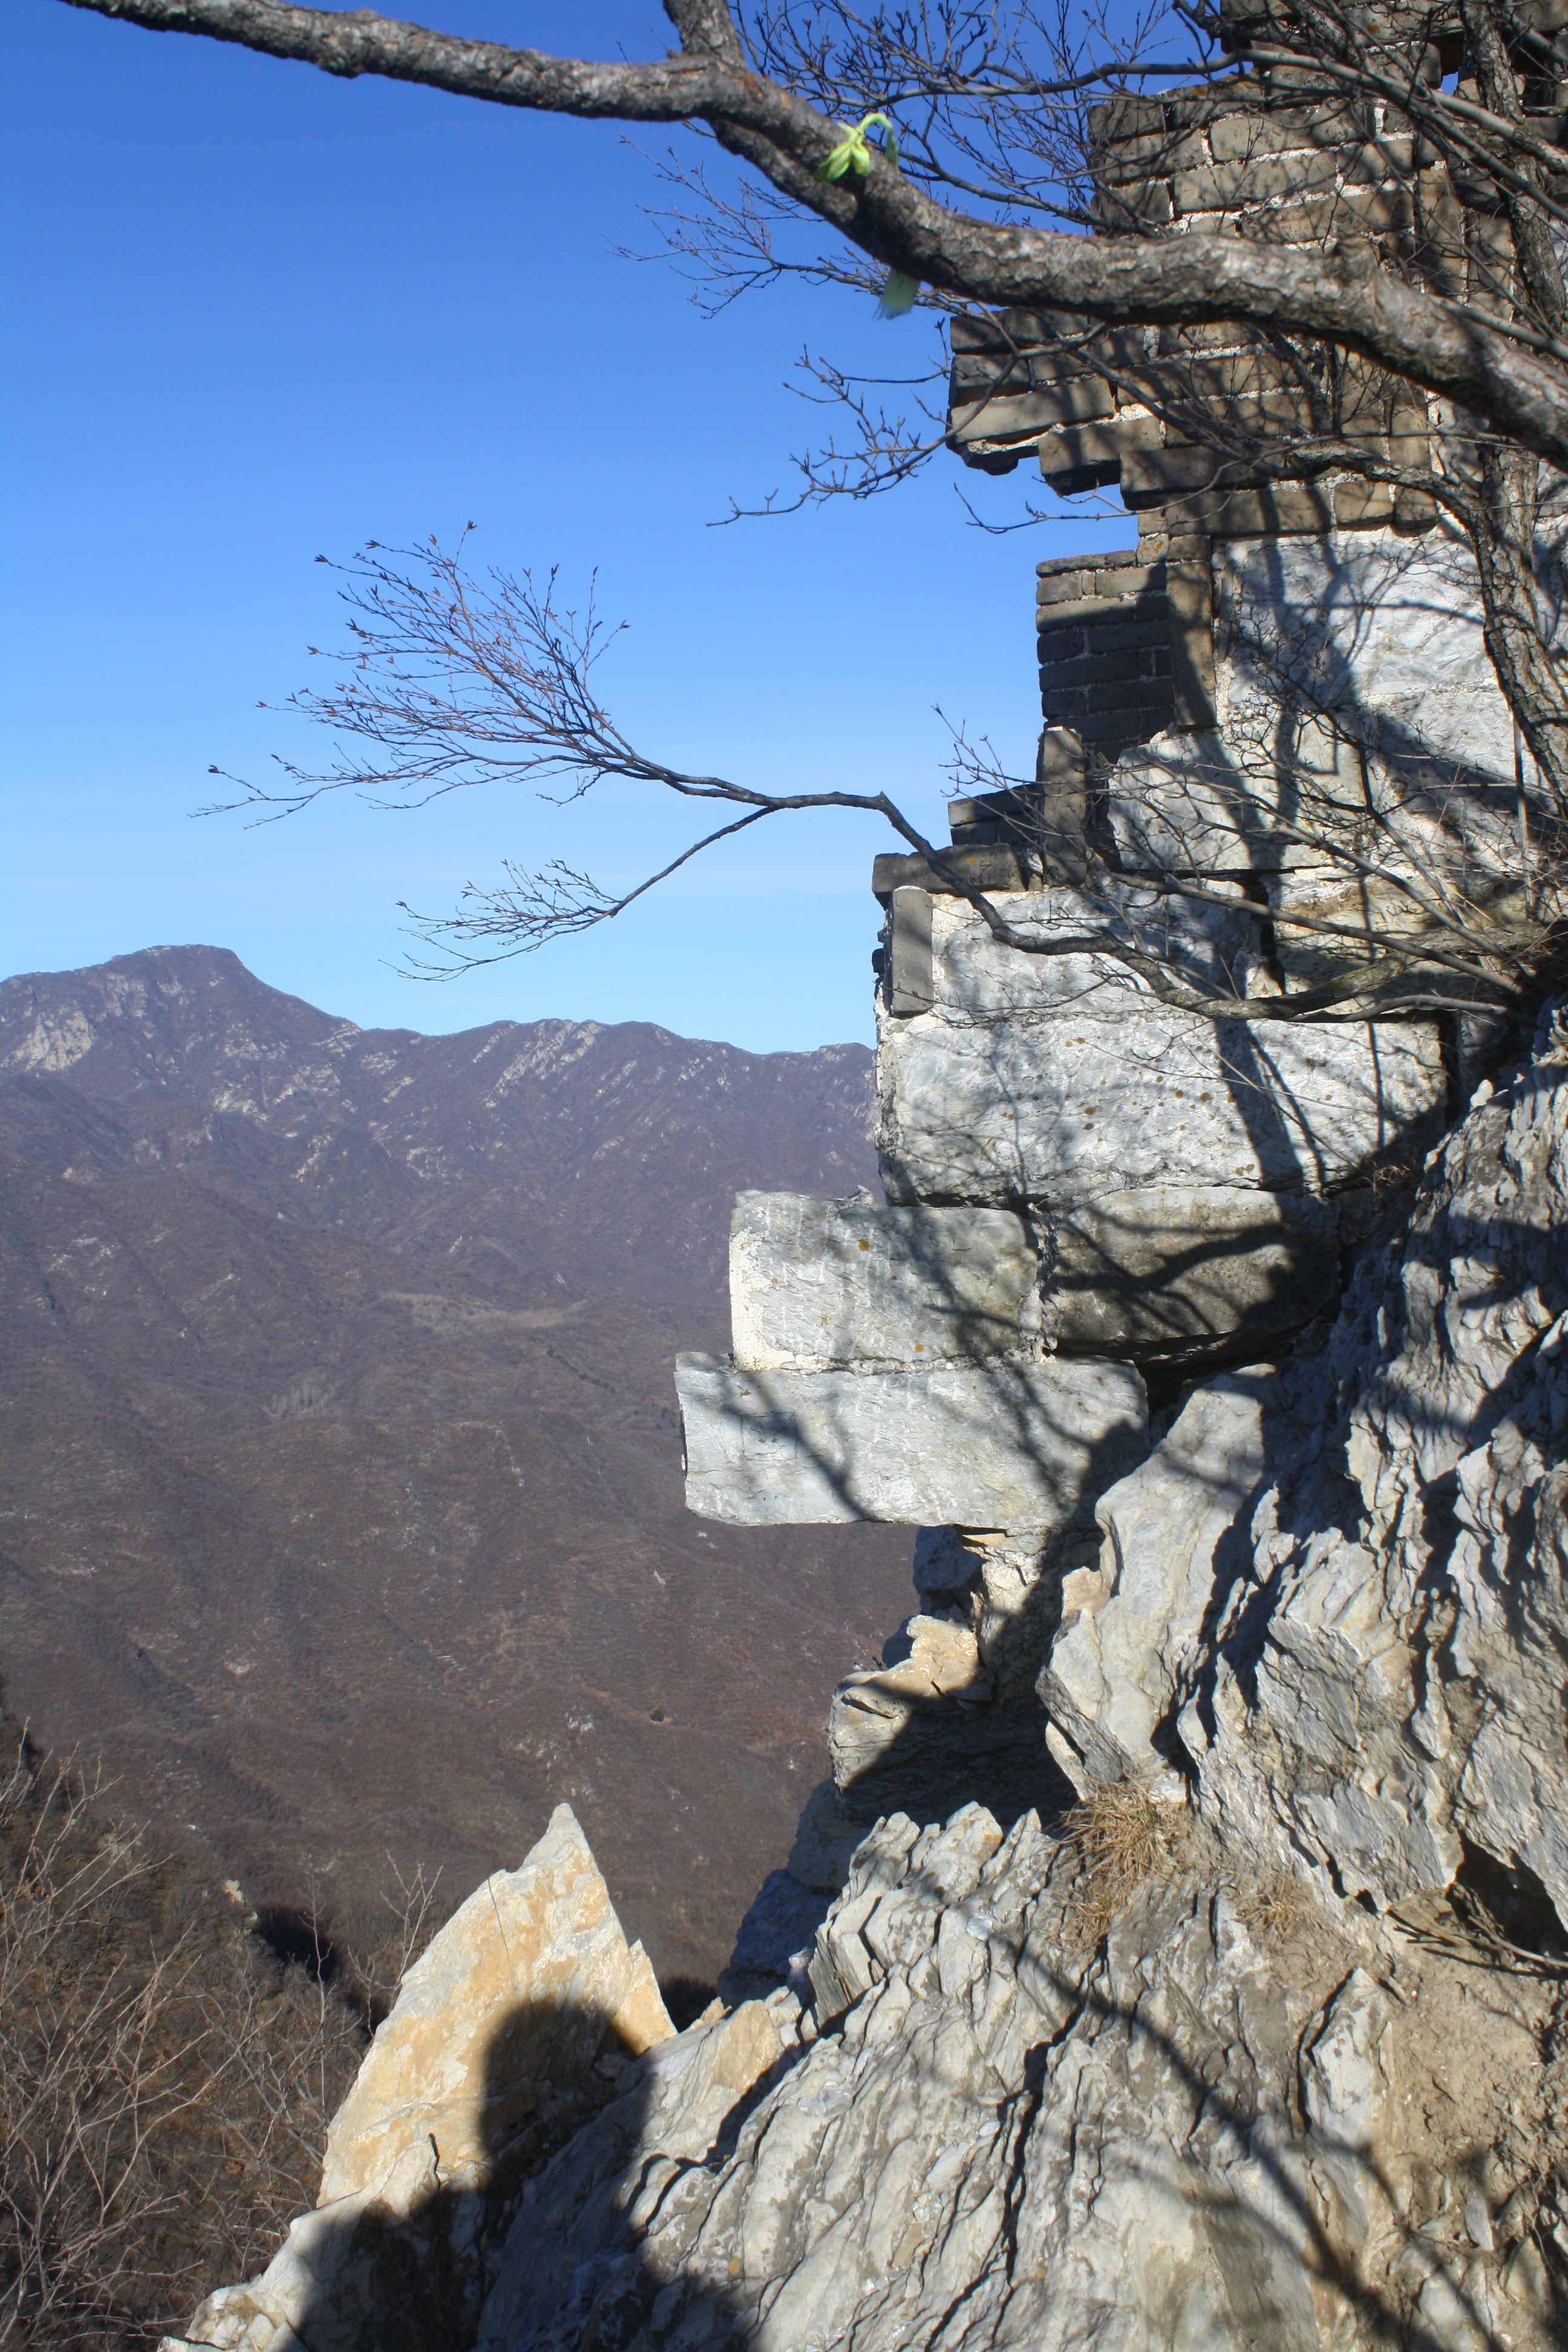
(674, 48, 1517, 1841)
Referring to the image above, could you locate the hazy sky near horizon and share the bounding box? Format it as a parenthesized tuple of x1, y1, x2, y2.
(4, 1, 1132, 1053)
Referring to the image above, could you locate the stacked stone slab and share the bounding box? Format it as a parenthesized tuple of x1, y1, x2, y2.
(676, 1193, 1148, 1527)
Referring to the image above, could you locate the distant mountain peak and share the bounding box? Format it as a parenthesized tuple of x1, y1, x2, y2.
(0, 944, 878, 1284)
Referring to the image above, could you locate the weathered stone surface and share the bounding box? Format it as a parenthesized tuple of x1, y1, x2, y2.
(870, 841, 1034, 902)
(173, 1806, 673, 2351)
(733, 1182, 1336, 1379)
(826, 1611, 1070, 1829)
(729, 1189, 1041, 1370)
(877, 905, 1447, 1204)
(1039, 1374, 1273, 1789)
(716, 1868, 831, 2008)
(675, 1352, 1147, 1527)
(1191, 1030, 1568, 1922)
(1048, 1183, 1341, 1359)
(912, 1521, 1089, 1701)
(1220, 523, 1519, 781)
(476, 2001, 786, 2352)
(320, 1803, 671, 2206)
(1039, 1015, 1568, 1932)
(468, 1801, 1557, 2352)
(1105, 524, 1540, 887)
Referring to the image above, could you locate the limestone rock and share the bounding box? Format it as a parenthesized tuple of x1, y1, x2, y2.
(472, 1802, 1548, 2352)
(171, 1805, 672, 2351)
(1030, 1017, 1568, 1932)
(320, 1803, 671, 2206)
(475, 2002, 785, 2352)
(1188, 1026, 1568, 1923)
(1039, 1373, 1273, 1788)
(913, 1523, 1086, 1702)
(729, 1189, 1042, 1369)
(827, 1615, 1071, 1832)
(675, 1351, 1147, 1527)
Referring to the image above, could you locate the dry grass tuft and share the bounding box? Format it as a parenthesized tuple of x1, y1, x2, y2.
(1061, 1777, 1191, 1947)
(1233, 1867, 1318, 1946)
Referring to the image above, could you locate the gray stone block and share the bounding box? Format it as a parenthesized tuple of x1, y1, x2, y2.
(1036, 415, 1160, 493)
(879, 1001, 1445, 1206)
(887, 887, 933, 1016)
(950, 385, 1113, 442)
(947, 785, 1045, 848)
(1034, 727, 1086, 792)
(674, 1354, 1147, 1527)
(870, 845, 1033, 903)
(730, 1191, 1041, 1370)
(1188, 485, 1336, 536)
(874, 892, 1447, 1204)
(1047, 1185, 1341, 1360)
(1165, 560, 1217, 730)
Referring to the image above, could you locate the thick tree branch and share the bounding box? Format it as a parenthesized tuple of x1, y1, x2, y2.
(59, 0, 1568, 471)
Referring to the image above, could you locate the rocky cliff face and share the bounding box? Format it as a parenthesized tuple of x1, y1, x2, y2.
(152, 40, 1568, 2339)
(164, 1019, 1568, 2352)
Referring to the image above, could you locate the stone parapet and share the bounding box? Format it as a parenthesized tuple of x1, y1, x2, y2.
(674, 1353, 1146, 1527)
(1034, 548, 1215, 747)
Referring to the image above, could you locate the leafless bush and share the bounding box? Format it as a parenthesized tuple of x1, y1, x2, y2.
(331, 1858, 445, 2033)
(1232, 1866, 1319, 1946)
(0, 1719, 442, 2348)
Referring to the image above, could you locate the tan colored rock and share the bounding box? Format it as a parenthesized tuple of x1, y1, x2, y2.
(321, 1802, 673, 2206)
(166, 1805, 673, 2352)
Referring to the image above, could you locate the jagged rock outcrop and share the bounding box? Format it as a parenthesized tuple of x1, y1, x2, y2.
(319, 1805, 673, 2206)
(163, 1806, 674, 2352)
(472, 1803, 1565, 2351)
(1038, 1010, 1568, 1934)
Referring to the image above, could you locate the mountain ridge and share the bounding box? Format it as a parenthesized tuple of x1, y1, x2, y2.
(0, 946, 909, 1989)
(0, 946, 877, 1290)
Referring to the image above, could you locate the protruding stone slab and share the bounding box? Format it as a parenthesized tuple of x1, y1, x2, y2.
(730, 1191, 1040, 1370)
(675, 1353, 1146, 1527)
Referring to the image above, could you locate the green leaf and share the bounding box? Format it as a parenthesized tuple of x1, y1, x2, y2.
(878, 269, 920, 319)
(815, 111, 897, 185)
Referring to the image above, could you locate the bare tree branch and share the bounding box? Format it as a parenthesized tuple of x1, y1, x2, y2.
(59, 0, 1568, 470)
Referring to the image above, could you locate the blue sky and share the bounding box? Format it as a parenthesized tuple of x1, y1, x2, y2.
(4, 1, 1132, 1051)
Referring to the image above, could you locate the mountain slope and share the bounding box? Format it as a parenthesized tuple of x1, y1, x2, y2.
(0, 949, 909, 1990)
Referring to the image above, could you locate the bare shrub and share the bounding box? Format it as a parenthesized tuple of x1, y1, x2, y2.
(0, 1742, 212, 2347)
(330, 1857, 446, 2033)
(0, 1716, 441, 2348)
(1232, 1868, 1318, 1948)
